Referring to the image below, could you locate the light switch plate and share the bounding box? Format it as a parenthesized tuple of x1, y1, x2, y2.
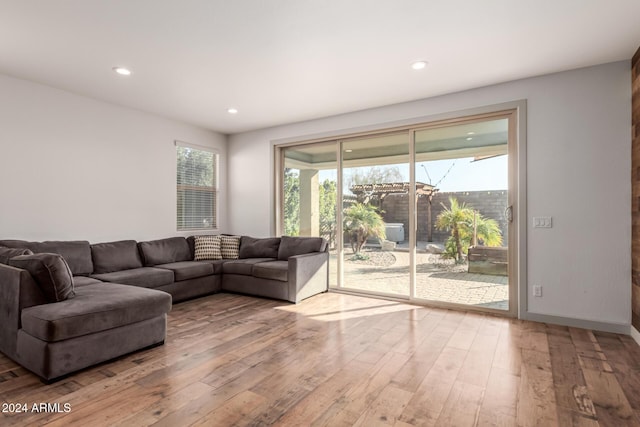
(533, 216, 552, 228)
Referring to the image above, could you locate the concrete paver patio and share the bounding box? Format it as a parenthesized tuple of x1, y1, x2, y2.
(329, 248, 509, 311)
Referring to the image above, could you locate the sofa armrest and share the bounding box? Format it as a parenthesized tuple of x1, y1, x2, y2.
(287, 251, 329, 303)
(0, 264, 46, 359)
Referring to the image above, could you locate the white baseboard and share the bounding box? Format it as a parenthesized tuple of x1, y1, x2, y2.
(523, 312, 629, 335)
(631, 326, 640, 345)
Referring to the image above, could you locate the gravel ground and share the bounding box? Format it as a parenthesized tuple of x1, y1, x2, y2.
(345, 248, 396, 267)
(345, 248, 465, 272)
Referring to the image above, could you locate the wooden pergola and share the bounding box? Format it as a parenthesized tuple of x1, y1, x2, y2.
(349, 181, 439, 241)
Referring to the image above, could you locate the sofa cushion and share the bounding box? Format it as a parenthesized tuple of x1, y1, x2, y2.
(9, 253, 75, 302)
(155, 261, 214, 281)
(220, 236, 241, 259)
(138, 237, 191, 266)
(0, 240, 93, 275)
(252, 261, 289, 282)
(91, 240, 143, 274)
(73, 276, 102, 287)
(186, 235, 196, 259)
(198, 259, 226, 274)
(91, 267, 174, 288)
(0, 246, 33, 264)
(239, 236, 281, 259)
(222, 258, 276, 276)
(194, 235, 222, 260)
(277, 236, 326, 261)
(21, 283, 171, 342)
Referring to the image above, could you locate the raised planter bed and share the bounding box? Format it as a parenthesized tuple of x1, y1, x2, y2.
(468, 245, 508, 276)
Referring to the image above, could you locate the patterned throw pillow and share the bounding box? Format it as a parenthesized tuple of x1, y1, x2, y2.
(220, 236, 240, 259)
(194, 235, 222, 260)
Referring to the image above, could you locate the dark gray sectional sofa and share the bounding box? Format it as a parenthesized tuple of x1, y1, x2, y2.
(0, 235, 328, 382)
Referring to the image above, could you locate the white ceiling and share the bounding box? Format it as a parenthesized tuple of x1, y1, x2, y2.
(1, 1, 639, 135)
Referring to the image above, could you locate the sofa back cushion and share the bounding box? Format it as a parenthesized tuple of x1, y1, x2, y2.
(91, 240, 143, 274)
(239, 236, 281, 259)
(9, 253, 75, 302)
(277, 236, 326, 261)
(186, 236, 196, 259)
(0, 240, 93, 275)
(0, 246, 33, 265)
(138, 237, 191, 266)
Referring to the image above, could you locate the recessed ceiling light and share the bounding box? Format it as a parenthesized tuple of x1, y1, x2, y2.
(345, 149, 353, 153)
(466, 137, 473, 141)
(112, 67, 132, 76)
(227, 108, 238, 114)
(411, 61, 428, 70)
(467, 132, 475, 135)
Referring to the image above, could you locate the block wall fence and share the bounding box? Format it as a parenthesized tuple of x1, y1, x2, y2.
(377, 189, 509, 244)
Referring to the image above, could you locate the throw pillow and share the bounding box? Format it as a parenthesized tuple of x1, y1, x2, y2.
(9, 253, 75, 302)
(220, 236, 241, 259)
(0, 246, 34, 265)
(194, 235, 222, 260)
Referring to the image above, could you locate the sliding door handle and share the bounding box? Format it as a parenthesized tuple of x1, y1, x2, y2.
(505, 205, 513, 223)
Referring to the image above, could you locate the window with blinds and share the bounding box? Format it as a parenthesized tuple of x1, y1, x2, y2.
(176, 143, 217, 230)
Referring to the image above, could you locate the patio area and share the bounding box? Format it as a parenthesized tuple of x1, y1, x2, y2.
(329, 244, 509, 311)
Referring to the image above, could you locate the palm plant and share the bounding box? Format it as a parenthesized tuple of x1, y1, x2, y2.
(435, 196, 503, 262)
(343, 203, 386, 255)
(435, 197, 471, 262)
(471, 215, 503, 247)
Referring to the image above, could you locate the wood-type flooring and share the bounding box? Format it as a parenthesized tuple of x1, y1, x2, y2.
(1, 292, 639, 426)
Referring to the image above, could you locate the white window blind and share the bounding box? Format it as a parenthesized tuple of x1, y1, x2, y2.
(176, 143, 217, 230)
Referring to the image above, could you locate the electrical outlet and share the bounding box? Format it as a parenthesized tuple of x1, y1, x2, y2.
(533, 285, 542, 297)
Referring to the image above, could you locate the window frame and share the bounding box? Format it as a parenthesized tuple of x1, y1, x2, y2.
(175, 140, 219, 231)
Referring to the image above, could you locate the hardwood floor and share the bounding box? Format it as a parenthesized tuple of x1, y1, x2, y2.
(1, 292, 640, 426)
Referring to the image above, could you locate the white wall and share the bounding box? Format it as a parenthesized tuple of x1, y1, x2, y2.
(0, 73, 227, 242)
(228, 61, 631, 329)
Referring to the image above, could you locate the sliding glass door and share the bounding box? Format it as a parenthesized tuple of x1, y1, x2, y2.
(341, 132, 410, 297)
(277, 110, 517, 315)
(413, 118, 511, 311)
(281, 142, 338, 287)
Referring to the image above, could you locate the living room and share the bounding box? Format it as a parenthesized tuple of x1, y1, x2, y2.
(1, 1, 640, 426)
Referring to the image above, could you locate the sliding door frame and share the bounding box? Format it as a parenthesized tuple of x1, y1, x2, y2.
(272, 100, 527, 318)
(337, 130, 412, 299)
(406, 109, 519, 317)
